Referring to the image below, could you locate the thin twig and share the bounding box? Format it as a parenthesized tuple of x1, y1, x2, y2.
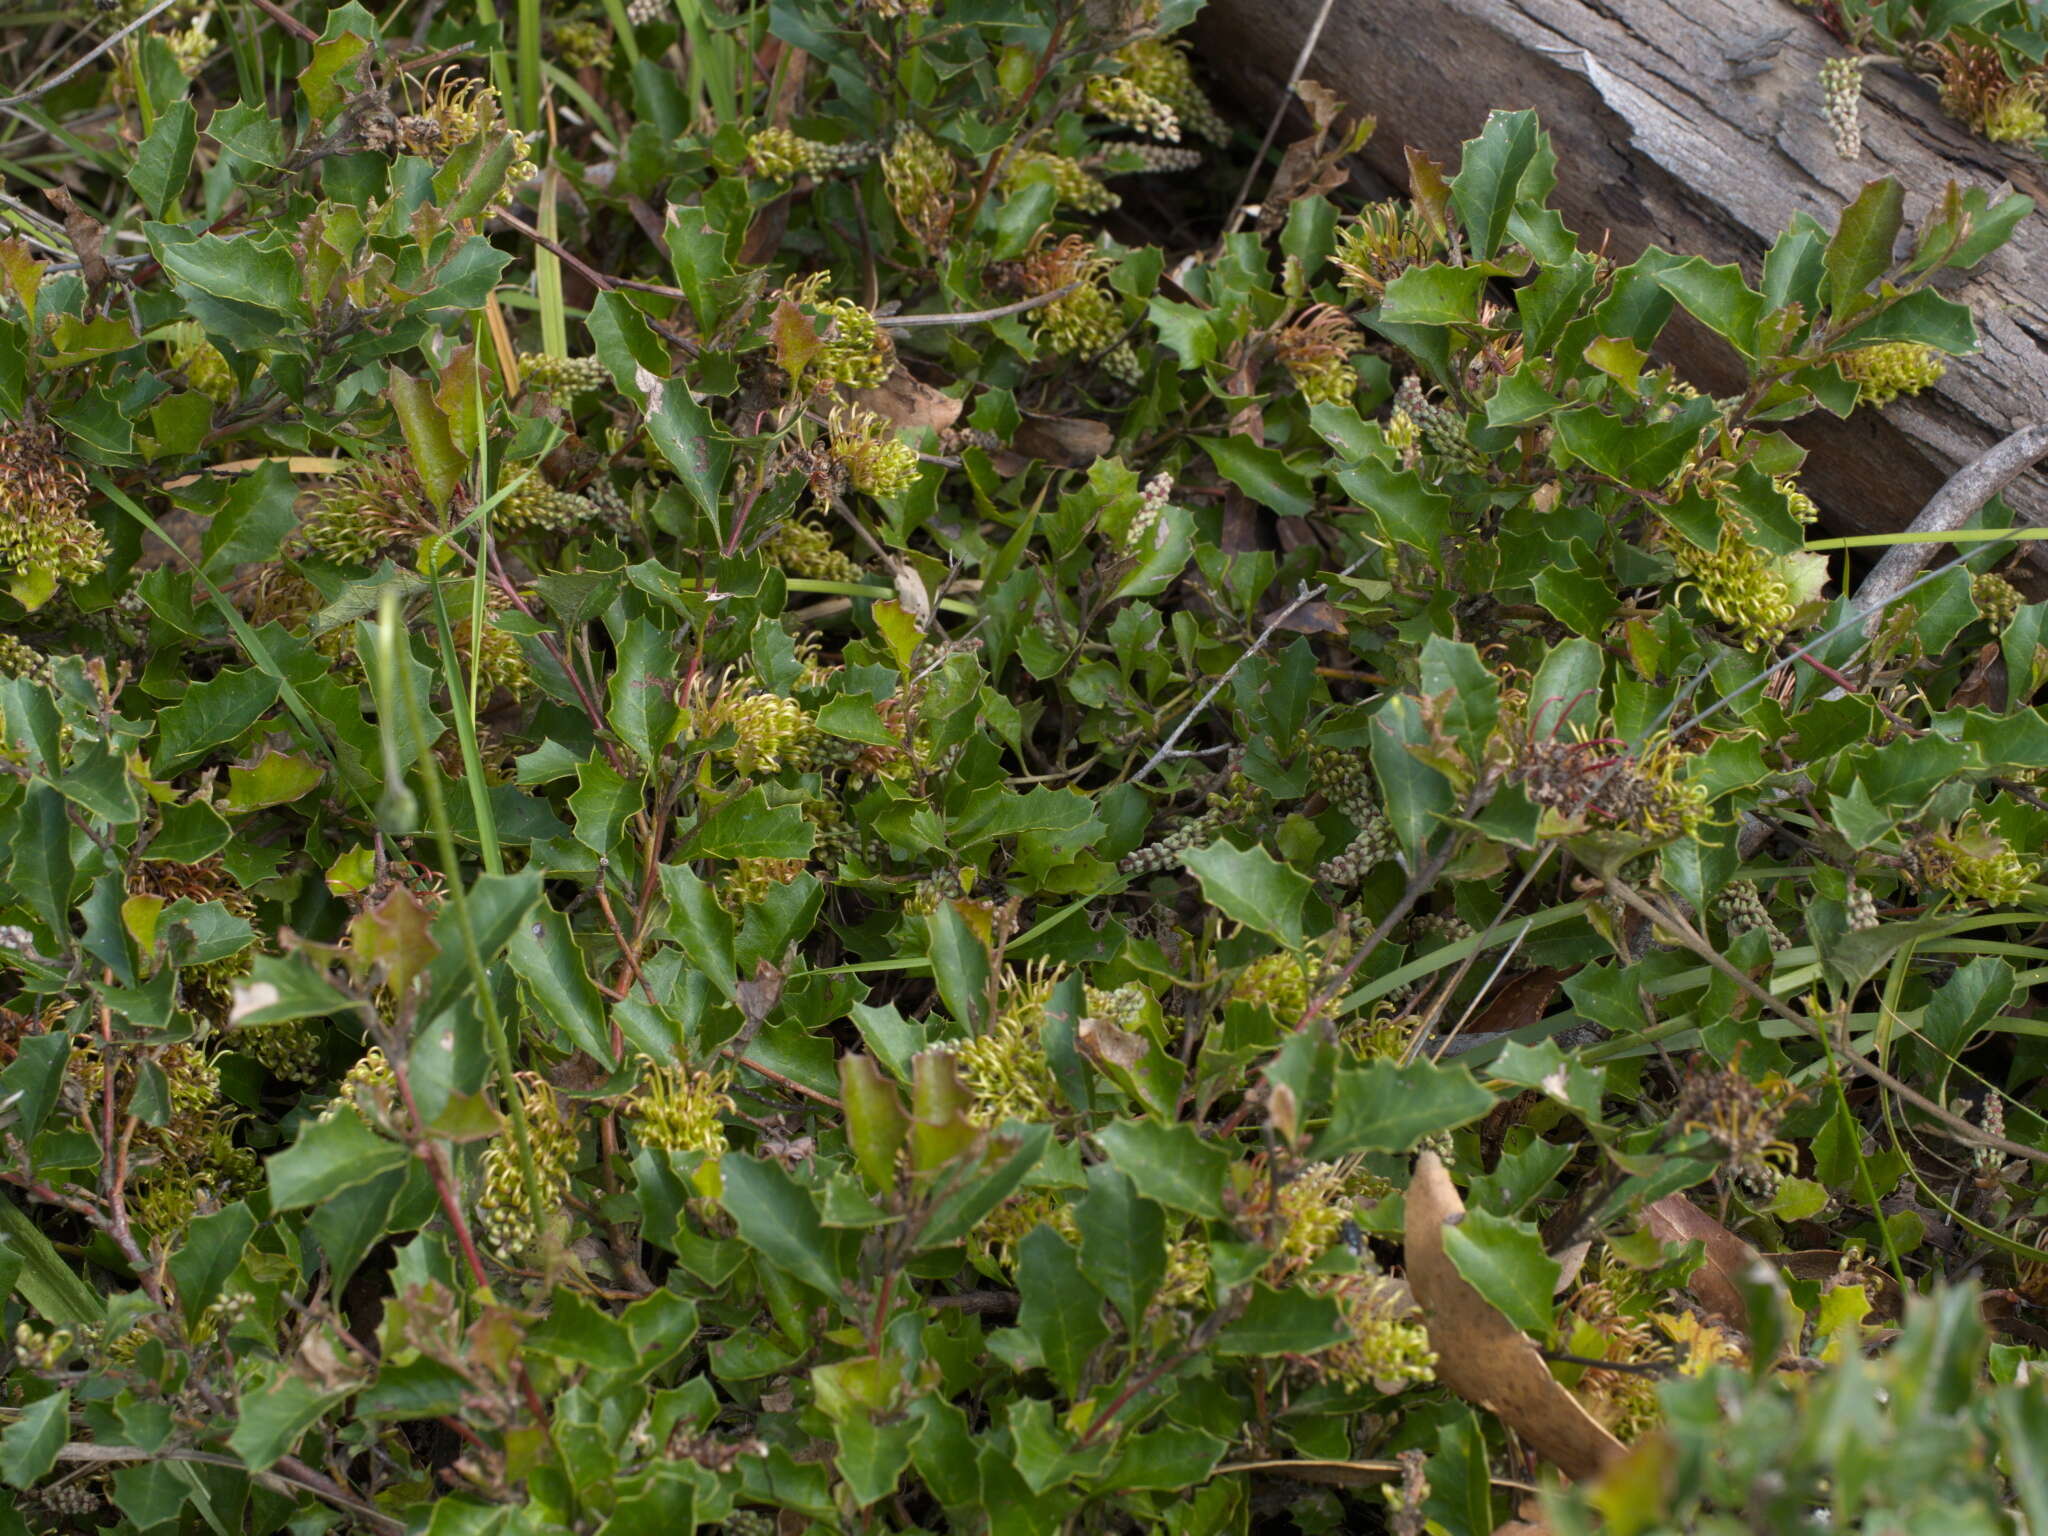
(0, 0, 183, 109)
(1129, 558, 1365, 787)
(52, 1445, 404, 1535)
(1601, 874, 2048, 1168)
(1215, 0, 1339, 252)
(1847, 421, 2048, 635)
(876, 282, 1078, 328)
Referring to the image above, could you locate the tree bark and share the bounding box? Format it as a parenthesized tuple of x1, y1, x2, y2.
(1193, 0, 2048, 548)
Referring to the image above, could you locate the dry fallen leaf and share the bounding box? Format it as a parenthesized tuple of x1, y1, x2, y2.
(1405, 1152, 1625, 1481)
(1008, 412, 1112, 467)
(848, 366, 964, 435)
(1640, 1193, 1762, 1330)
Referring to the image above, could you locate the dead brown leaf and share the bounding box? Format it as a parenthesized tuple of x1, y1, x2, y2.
(847, 367, 963, 435)
(1640, 1193, 1761, 1329)
(1405, 1153, 1625, 1480)
(1008, 413, 1112, 467)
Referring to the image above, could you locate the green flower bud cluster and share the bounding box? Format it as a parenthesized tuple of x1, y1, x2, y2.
(629, 1057, 732, 1156)
(302, 456, 434, 565)
(1083, 983, 1147, 1029)
(1085, 74, 1180, 141)
(0, 633, 52, 686)
(334, 1047, 396, 1121)
(553, 19, 612, 69)
(1116, 38, 1230, 145)
(1310, 746, 1396, 882)
(478, 1072, 578, 1259)
(764, 516, 863, 583)
(804, 293, 894, 389)
(1715, 879, 1791, 950)
(1272, 1161, 1352, 1270)
(747, 126, 875, 181)
(1838, 341, 1946, 407)
(72, 1041, 261, 1241)
(883, 125, 957, 251)
(1392, 375, 1485, 475)
(1972, 572, 2023, 630)
(1846, 880, 1880, 932)
(1409, 911, 1474, 950)
(1002, 149, 1118, 214)
(1333, 200, 1436, 301)
(723, 1512, 777, 1536)
(624, 0, 663, 23)
(1916, 814, 2038, 906)
(500, 485, 598, 533)
(0, 419, 109, 597)
(1230, 950, 1312, 1020)
(1669, 519, 1800, 651)
(1157, 1228, 1213, 1310)
(1030, 278, 1140, 384)
(1820, 56, 1866, 158)
(951, 968, 1062, 1126)
(1094, 142, 1205, 175)
(24, 1479, 100, 1518)
(168, 321, 235, 406)
(243, 1021, 324, 1083)
(519, 352, 610, 396)
(1308, 1271, 1437, 1392)
(828, 407, 922, 499)
(1118, 772, 1267, 875)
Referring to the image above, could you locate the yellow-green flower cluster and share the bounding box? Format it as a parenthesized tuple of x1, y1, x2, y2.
(1669, 519, 1804, 651)
(883, 125, 957, 252)
(971, 1188, 1077, 1276)
(699, 684, 814, 774)
(952, 969, 1062, 1126)
(1115, 38, 1230, 144)
(71, 1042, 260, 1242)
(1918, 814, 2038, 907)
(168, 321, 235, 405)
(719, 856, 808, 912)
(302, 456, 435, 565)
(1273, 1161, 1351, 1270)
(1002, 149, 1118, 214)
(1983, 80, 2047, 142)
(828, 406, 921, 499)
(477, 1072, 578, 1259)
(1085, 74, 1180, 141)
(793, 286, 895, 389)
(629, 1058, 732, 1156)
(1030, 278, 1139, 385)
(1307, 1272, 1437, 1393)
(1775, 473, 1819, 524)
(1334, 201, 1437, 301)
(166, 8, 213, 76)
(1230, 949, 1312, 1021)
(1278, 305, 1363, 406)
(0, 420, 109, 601)
(398, 69, 535, 212)
(763, 516, 863, 582)
(1839, 341, 1946, 407)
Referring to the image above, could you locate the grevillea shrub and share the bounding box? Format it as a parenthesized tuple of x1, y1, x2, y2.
(0, 2, 2046, 1532)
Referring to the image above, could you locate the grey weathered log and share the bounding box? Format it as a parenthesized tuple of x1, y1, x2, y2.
(1194, 0, 2048, 550)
